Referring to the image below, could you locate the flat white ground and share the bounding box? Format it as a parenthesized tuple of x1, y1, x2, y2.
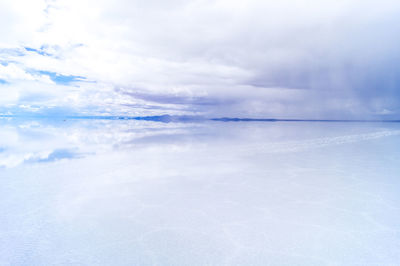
(0, 120, 399, 265)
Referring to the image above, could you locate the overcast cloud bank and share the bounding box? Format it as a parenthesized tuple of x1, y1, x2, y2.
(1, 0, 400, 118)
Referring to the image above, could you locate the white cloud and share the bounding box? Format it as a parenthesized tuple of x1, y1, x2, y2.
(1, 0, 400, 117)
(0, 63, 52, 83)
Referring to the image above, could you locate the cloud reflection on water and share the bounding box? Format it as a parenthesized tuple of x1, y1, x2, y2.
(0, 119, 400, 265)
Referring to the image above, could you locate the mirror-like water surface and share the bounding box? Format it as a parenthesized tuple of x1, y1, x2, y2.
(1, 119, 400, 265)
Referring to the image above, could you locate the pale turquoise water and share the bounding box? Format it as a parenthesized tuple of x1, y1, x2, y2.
(0, 119, 400, 265)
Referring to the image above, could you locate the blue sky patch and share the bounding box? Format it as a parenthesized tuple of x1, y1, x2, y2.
(39, 71, 86, 85)
(23, 149, 83, 164)
(37, 149, 81, 162)
(25, 47, 52, 56)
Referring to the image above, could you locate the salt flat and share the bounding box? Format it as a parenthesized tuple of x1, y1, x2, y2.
(0, 119, 399, 265)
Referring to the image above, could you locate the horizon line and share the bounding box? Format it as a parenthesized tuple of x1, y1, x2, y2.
(0, 114, 399, 123)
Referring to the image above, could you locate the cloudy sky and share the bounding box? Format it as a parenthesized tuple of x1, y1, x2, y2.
(1, 0, 400, 118)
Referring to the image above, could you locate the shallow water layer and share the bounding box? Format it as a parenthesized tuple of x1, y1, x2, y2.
(0, 119, 400, 265)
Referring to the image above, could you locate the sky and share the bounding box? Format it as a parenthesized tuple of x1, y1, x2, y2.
(0, 0, 400, 119)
